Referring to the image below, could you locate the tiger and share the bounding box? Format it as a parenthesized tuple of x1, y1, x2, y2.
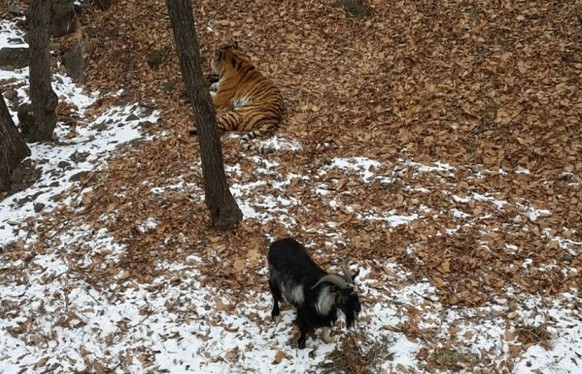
(190, 42, 284, 150)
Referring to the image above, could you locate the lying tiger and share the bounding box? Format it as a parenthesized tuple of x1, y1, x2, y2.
(190, 42, 284, 150)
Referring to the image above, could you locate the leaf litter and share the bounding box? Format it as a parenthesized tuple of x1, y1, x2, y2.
(1, 0, 582, 372)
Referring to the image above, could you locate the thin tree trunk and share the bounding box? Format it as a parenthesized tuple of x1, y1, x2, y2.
(18, 0, 58, 142)
(0, 92, 31, 192)
(166, 0, 242, 228)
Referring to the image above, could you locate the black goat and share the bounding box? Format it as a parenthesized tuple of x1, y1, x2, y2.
(267, 238, 361, 348)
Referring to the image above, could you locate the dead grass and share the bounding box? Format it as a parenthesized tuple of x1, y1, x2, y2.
(316, 334, 394, 374)
(516, 324, 552, 346)
(426, 347, 475, 372)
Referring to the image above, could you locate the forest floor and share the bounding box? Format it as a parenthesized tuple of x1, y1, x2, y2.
(1, 0, 582, 372)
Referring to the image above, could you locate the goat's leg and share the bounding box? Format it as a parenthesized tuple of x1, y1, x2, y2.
(296, 311, 311, 349)
(269, 279, 283, 317)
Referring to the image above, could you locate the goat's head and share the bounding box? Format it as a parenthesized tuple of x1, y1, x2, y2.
(312, 259, 361, 328)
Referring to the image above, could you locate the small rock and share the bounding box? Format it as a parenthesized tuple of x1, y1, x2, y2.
(84, 26, 97, 38)
(3, 89, 18, 101)
(126, 114, 139, 122)
(163, 80, 177, 93)
(9, 167, 26, 184)
(147, 49, 165, 69)
(334, 0, 372, 19)
(8, 1, 24, 15)
(139, 121, 156, 129)
(91, 122, 108, 132)
(34, 202, 46, 213)
(128, 139, 145, 148)
(91, 0, 114, 10)
(0, 47, 29, 69)
(70, 151, 89, 163)
(51, 1, 79, 37)
(69, 171, 90, 182)
(61, 42, 84, 82)
(561, 253, 573, 263)
(57, 161, 71, 169)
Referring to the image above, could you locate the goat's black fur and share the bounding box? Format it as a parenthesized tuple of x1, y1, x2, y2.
(267, 238, 361, 349)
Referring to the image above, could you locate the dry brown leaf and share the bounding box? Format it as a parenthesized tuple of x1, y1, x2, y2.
(215, 297, 231, 311)
(273, 350, 285, 364)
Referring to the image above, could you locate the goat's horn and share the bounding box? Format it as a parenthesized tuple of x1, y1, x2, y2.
(341, 258, 353, 280)
(312, 274, 351, 290)
(341, 258, 360, 281)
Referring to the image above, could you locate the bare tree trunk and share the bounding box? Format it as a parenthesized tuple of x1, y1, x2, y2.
(0, 92, 31, 193)
(166, 0, 242, 229)
(18, 0, 58, 142)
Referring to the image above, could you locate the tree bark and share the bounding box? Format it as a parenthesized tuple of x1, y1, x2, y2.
(0, 92, 31, 193)
(18, 0, 58, 142)
(166, 0, 243, 228)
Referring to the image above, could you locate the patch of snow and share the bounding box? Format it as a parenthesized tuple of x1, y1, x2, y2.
(522, 206, 552, 222)
(357, 210, 419, 227)
(319, 157, 381, 182)
(0, 20, 27, 48)
(258, 135, 302, 152)
(451, 208, 471, 218)
(400, 159, 456, 175)
(451, 194, 471, 203)
(472, 192, 508, 210)
(139, 217, 159, 233)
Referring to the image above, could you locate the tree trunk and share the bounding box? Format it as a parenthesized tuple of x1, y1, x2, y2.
(18, 0, 58, 142)
(0, 92, 31, 193)
(166, 0, 243, 229)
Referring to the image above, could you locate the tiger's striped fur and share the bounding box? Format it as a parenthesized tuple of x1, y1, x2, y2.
(191, 42, 284, 150)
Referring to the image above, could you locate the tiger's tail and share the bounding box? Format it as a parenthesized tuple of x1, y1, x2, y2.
(239, 130, 264, 151)
(218, 111, 272, 151)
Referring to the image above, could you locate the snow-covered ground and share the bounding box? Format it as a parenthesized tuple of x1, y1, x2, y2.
(1, 19, 581, 373)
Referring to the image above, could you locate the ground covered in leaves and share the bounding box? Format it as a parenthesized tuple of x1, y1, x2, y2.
(1, 0, 582, 372)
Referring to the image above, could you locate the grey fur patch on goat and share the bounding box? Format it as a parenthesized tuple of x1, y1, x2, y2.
(315, 286, 335, 316)
(282, 284, 305, 305)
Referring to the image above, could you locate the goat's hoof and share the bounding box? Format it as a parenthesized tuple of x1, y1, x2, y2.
(321, 327, 332, 343)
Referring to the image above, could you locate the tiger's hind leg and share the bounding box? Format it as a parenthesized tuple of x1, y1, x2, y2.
(188, 110, 243, 136)
(217, 111, 244, 132)
(219, 110, 269, 151)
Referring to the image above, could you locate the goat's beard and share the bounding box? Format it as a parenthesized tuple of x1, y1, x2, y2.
(342, 301, 360, 329)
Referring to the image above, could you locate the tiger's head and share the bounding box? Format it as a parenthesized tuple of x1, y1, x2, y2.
(211, 41, 254, 76)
